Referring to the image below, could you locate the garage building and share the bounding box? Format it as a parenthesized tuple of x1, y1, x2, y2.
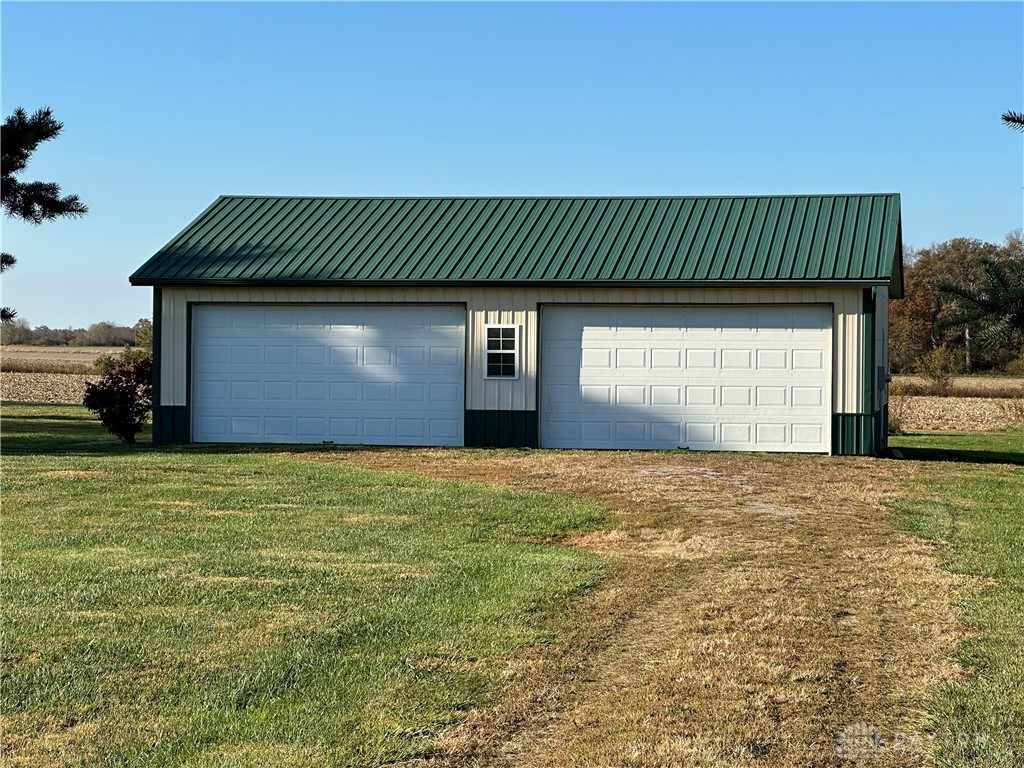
(130, 194, 902, 455)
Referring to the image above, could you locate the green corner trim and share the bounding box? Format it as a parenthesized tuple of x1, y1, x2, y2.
(832, 413, 882, 456)
(153, 406, 188, 445)
(862, 288, 875, 415)
(464, 410, 538, 448)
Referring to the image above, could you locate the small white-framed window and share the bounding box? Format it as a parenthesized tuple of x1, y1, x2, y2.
(484, 324, 519, 379)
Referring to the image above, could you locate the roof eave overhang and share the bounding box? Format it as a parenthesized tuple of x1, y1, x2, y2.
(130, 277, 892, 290)
(888, 215, 905, 299)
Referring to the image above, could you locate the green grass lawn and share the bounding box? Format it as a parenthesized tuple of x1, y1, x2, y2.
(1, 403, 607, 767)
(891, 430, 1024, 767)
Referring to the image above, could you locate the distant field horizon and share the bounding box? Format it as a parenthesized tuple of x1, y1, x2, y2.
(2, 345, 140, 358)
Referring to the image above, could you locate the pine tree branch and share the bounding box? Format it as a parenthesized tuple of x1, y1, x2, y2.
(1003, 110, 1024, 132)
(1, 106, 86, 223)
(2, 181, 87, 223)
(936, 257, 1024, 348)
(1, 107, 64, 179)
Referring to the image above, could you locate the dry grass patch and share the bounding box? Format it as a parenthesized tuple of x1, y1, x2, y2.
(340, 513, 415, 524)
(329, 449, 964, 768)
(199, 509, 252, 517)
(37, 469, 106, 478)
(894, 375, 1024, 399)
(2, 714, 180, 768)
(196, 743, 329, 768)
(188, 574, 295, 587)
(0, 716, 104, 768)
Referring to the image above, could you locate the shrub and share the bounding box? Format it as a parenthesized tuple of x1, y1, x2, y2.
(95, 345, 150, 374)
(914, 347, 959, 394)
(887, 379, 910, 435)
(999, 398, 1024, 427)
(82, 355, 152, 443)
(1006, 349, 1024, 376)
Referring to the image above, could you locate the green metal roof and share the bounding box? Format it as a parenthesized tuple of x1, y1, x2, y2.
(130, 194, 903, 291)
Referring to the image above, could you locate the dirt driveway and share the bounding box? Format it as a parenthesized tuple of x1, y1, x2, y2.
(328, 448, 963, 768)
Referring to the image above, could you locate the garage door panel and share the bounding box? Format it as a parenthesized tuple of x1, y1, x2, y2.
(651, 386, 681, 406)
(197, 344, 229, 365)
(721, 349, 751, 369)
(720, 309, 756, 333)
(192, 305, 465, 445)
(541, 306, 830, 452)
(721, 386, 751, 406)
(792, 423, 826, 445)
(721, 422, 752, 445)
(230, 309, 263, 329)
(192, 408, 464, 445)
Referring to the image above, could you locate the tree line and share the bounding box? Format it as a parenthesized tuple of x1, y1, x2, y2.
(1, 318, 152, 348)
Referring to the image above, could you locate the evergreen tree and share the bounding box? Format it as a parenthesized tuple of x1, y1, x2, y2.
(1003, 110, 1024, 132)
(1, 107, 88, 322)
(939, 258, 1024, 350)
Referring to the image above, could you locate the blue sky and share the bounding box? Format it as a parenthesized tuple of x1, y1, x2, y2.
(2, 1, 1021, 328)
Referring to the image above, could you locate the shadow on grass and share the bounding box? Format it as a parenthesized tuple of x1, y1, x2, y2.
(890, 430, 1024, 467)
(893, 446, 1024, 466)
(2, 405, 444, 459)
(10, 413, 97, 422)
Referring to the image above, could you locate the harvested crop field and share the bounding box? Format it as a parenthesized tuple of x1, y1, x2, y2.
(893, 375, 1024, 399)
(1, 372, 97, 404)
(1, 345, 113, 360)
(0, 345, 112, 372)
(895, 396, 1023, 432)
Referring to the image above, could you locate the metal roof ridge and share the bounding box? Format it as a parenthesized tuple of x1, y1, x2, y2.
(211, 192, 901, 202)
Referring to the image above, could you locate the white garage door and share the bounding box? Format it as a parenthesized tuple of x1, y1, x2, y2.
(541, 305, 831, 452)
(192, 305, 465, 445)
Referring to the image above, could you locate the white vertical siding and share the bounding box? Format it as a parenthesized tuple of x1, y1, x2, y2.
(156, 285, 869, 412)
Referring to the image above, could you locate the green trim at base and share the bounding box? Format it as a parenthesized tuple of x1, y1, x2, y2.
(832, 412, 883, 456)
(153, 406, 188, 445)
(464, 410, 538, 448)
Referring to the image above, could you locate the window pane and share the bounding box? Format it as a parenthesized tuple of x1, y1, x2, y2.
(485, 329, 517, 377)
(486, 349, 516, 377)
